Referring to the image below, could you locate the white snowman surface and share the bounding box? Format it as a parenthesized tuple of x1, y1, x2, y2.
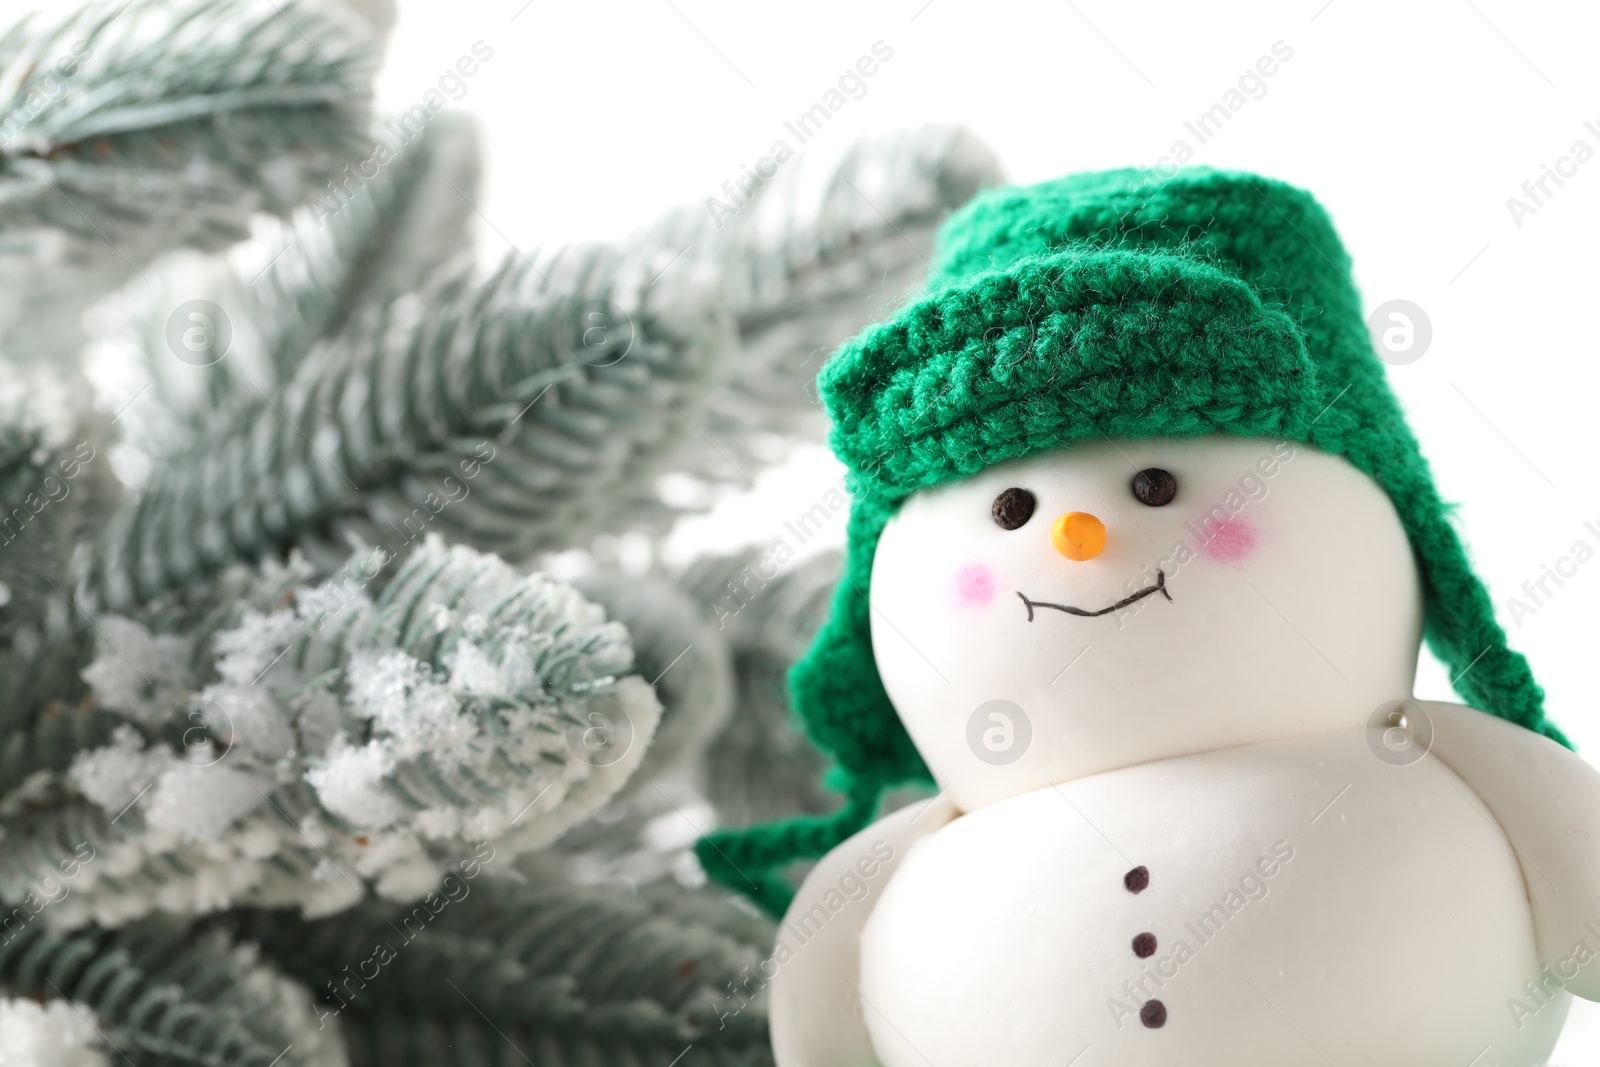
(770, 435, 1600, 1067)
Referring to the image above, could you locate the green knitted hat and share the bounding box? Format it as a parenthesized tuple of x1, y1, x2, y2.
(696, 167, 1567, 915)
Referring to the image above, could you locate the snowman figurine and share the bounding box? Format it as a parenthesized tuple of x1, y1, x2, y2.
(696, 169, 1600, 1066)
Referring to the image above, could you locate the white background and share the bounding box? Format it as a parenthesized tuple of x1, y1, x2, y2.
(380, 1, 1600, 1055)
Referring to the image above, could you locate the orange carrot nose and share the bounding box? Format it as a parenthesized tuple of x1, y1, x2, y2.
(1051, 511, 1106, 561)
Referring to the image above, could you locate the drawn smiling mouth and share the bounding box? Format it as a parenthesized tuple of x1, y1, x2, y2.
(1016, 569, 1173, 622)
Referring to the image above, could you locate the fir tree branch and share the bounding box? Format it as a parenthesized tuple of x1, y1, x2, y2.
(225, 871, 774, 1066)
(642, 125, 1003, 478)
(80, 237, 734, 611)
(93, 108, 483, 455)
(680, 550, 841, 827)
(0, 415, 94, 640)
(0, 0, 374, 232)
(1, 540, 662, 926)
(0, 410, 123, 803)
(0, 667, 118, 801)
(0, 0, 376, 352)
(80, 125, 1000, 611)
(575, 568, 734, 796)
(260, 109, 481, 374)
(0, 916, 345, 1066)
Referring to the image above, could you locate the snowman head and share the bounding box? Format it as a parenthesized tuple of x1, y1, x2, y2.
(697, 168, 1559, 912)
(870, 434, 1422, 810)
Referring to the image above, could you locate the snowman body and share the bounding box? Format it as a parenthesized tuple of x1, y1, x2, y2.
(859, 729, 1565, 1066)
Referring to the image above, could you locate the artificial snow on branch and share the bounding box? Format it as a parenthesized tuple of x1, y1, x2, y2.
(0, 538, 660, 927)
(0, 997, 108, 1067)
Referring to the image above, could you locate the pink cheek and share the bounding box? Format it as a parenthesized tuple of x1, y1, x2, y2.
(1199, 517, 1258, 563)
(953, 563, 997, 609)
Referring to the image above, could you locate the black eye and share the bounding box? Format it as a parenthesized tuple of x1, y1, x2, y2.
(991, 487, 1035, 530)
(1131, 468, 1178, 507)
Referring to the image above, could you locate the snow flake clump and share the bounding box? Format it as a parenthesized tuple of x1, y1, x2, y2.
(193, 682, 293, 760)
(142, 762, 266, 842)
(79, 617, 192, 725)
(294, 573, 374, 623)
(0, 998, 109, 1067)
(345, 648, 475, 758)
(209, 608, 303, 686)
(304, 741, 405, 829)
(69, 725, 177, 815)
(443, 638, 518, 695)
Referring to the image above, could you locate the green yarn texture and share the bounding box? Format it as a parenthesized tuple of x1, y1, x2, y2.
(696, 167, 1566, 915)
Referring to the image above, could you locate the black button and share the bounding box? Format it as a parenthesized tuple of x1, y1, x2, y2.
(1140, 999, 1167, 1028)
(1124, 866, 1149, 893)
(1132, 468, 1178, 507)
(1132, 932, 1157, 958)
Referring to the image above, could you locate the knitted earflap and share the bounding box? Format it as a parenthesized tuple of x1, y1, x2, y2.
(696, 775, 883, 919)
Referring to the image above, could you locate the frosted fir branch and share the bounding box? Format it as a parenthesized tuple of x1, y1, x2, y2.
(546, 570, 738, 890)
(0, 917, 347, 1067)
(258, 108, 482, 375)
(575, 569, 734, 796)
(0, 410, 122, 804)
(0, 539, 661, 927)
(0, 0, 375, 353)
(679, 549, 841, 826)
(86, 109, 483, 458)
(639, 125, 1003, 479)
(0, 998, 109, 1067)
(556, 550, 848, 890)
(0, 0, 374, 228)
(0, 662, 121, 802)
(224, 870, 775, 1066)
(0, 391, 105, 638)
(80, 233, 735, 611)
(552, 550, 846, 881)
(79, 125, 998, 612)
(667, 124, 1000, 327)
(288, 538, 662, 853)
